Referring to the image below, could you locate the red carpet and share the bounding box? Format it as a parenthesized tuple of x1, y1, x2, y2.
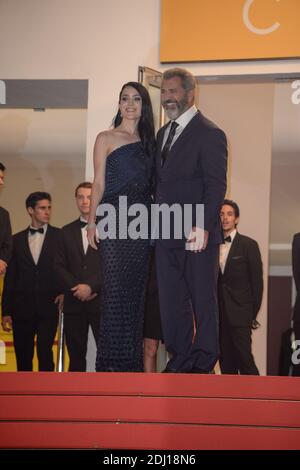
(0, 372, 299, 449)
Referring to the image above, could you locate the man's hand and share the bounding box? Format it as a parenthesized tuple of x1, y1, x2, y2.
(0, 259, 7, 276)
(252, 319, 261, 330)
(85, 293, 98, 302)
(71, 284, 92, 301)
(186, 227, 209, 252)
(1, 315, 12, 332)
(54, 294, 64, 312)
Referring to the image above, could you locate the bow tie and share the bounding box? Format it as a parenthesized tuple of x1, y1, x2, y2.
(79, 216, 100, 229)
(29, 227, 44, 235)
(224, 235, 232, 243)
(79, 220, 88, 228)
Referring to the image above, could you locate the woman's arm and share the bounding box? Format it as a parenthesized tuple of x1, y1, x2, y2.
(87, 132, 109, 249)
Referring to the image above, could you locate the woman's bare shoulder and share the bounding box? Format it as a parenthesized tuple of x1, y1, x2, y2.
(94, 130, 117, 157)
(96, 128, 133, 154)
(94, 129, 115, 145)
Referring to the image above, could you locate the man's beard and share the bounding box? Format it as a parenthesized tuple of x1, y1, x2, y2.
(162, 95, 189, 120)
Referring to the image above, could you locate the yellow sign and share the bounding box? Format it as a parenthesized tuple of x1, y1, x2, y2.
(160, 0, 300, 62)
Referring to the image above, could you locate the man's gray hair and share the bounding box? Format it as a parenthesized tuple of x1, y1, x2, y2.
(162, 68, 197, 91)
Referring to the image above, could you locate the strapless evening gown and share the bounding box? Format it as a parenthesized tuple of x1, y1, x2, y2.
(96, 142, 151, 372)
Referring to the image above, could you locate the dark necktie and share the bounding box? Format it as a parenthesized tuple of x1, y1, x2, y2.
(224, 235, 231, 243)
(161, 121, 178, 167)
(29, 227, 44, 235)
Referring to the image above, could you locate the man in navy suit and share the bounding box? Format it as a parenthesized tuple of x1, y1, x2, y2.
(1, 192, 62, 371)
(155, 68, 227, 373)
(218, 200, 263, 375)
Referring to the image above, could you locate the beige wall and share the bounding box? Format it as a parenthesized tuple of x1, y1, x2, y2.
(270, 82, 300, 267)
(0, 108, 86, 231)
(1, 0, 300, 373)
(0, 166, 85, 232)
(198, 83, 275, 374)
(1, 0, 298, 173)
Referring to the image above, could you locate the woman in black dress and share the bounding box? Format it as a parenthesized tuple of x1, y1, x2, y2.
(87, 82, 155, 372)
(143, 248, 163, 372)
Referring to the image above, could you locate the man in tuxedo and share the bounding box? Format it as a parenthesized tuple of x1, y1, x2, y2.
(55, 182, 101, 371)
(1, 192, 61, 371)
(0, 162, 12, 277)
(292, 232, 300, 376)
(218, 200, 263, 375)
(155, 68, 227, 373)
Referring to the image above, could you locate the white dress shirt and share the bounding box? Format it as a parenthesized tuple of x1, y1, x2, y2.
(162, 104, 198, 150)
(219, 229, 237, 274)
(28, 224, 48, 265)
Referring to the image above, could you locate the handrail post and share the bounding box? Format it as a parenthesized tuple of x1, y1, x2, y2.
(56, 310, 65, 372)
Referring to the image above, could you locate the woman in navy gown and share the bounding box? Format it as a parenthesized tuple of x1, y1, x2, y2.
(87, 82, 155, 372)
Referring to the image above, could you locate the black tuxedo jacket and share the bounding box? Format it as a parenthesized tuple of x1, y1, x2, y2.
(155, 111, 227, 247)
(54, 219, 101, 314)
(2, 224, 61, 319)
(0, 206, 12, 264)
(292, 233, 300, 323)
(218, 233, 263, 327)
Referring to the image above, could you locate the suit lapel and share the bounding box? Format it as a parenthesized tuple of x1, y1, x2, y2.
(160, 111, 201, 170)
(157, 125, 166, 155)
(37, 225, 51, 264)
(223, 233, 240, 276)
(74, 219, 85, 258)
(24, 228, 37, 265)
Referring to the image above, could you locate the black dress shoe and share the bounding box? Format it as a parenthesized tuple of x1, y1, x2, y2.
(190, 367, 210, 374)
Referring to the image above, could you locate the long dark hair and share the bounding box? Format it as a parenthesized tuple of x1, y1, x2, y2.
(113, 82, 156, 158)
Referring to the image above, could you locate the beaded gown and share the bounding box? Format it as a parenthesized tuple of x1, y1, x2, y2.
(96, 142, 151, 372)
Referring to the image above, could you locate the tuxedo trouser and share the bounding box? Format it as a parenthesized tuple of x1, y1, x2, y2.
(64, 311, 100, 372)
(156, 242, 219, 372)
(13, 311, 58, 371)
(219, 314, 259, 375)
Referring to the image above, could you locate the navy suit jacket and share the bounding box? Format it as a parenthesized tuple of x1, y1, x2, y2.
(155, 111, 227, 247)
